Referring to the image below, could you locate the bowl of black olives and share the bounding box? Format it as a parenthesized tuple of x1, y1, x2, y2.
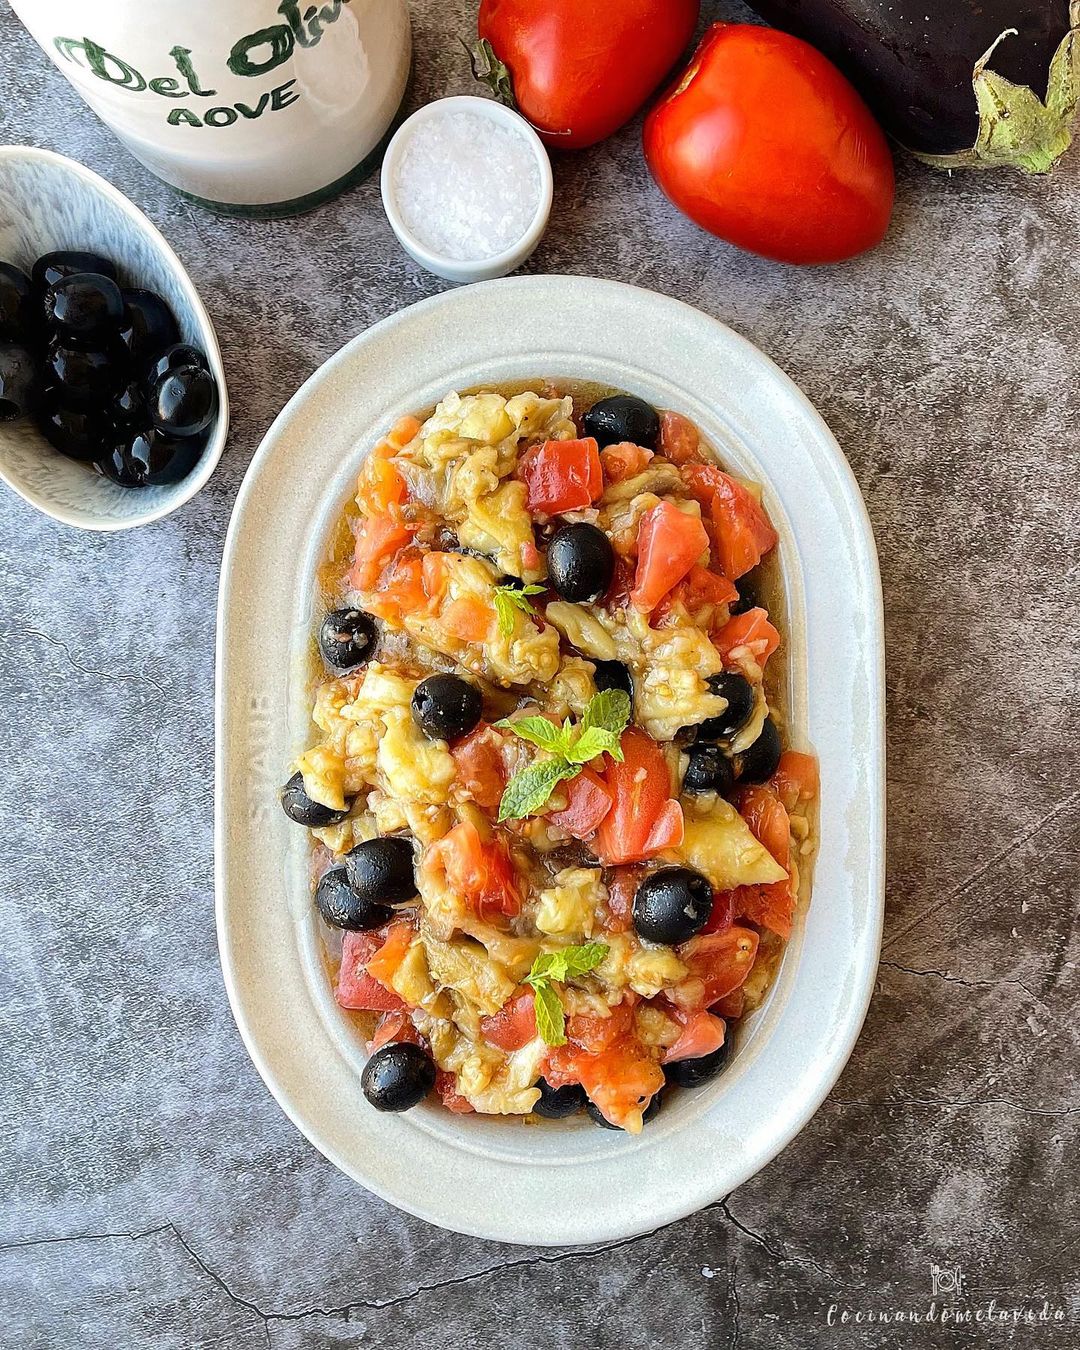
(0, 146, 228, 530)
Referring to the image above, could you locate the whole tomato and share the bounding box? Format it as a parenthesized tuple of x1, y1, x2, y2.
(476, 0, 700, 150)
(643, 24, 894, 264)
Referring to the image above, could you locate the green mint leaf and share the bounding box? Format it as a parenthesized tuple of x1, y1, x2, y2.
(581, 688, 632, 738)
(493, 583, 546, 637)
(565, 725, 621, 765)
(497, 757, 575, 822)
(530, 980, 566, 1046)
(494, 715, 568, 754)
(538, 942, 610, 983)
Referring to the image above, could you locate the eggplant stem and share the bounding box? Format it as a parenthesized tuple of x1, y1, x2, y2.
(918, 13, 1080, 174)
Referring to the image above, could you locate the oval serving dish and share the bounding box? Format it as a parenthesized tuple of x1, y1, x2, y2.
(215, 276, 884, 1245)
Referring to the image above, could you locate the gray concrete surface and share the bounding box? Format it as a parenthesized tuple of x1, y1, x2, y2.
(1, 2, 1077, 1346)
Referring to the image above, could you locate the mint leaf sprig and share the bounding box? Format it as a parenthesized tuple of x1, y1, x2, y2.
(524, 943, 610, 1046)
(493, 582, 546, 637)
(495, 689, 631, 823)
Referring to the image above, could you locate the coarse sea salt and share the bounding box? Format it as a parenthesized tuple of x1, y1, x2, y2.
(394, 110, 542, 262)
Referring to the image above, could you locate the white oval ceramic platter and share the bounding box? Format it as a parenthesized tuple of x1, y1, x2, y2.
(215, 276, 884, 1247)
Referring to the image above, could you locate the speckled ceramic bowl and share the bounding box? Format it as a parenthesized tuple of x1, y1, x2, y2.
(216, 277, 885, 1245)
(0, 146, 228, 530)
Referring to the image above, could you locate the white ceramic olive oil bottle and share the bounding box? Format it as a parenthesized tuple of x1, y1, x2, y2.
(9, 0, 412, 216)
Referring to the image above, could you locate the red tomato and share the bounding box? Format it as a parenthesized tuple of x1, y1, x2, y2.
(451, 725, 512, 812)
(336, 930, 408, 1012)
(442, 596, 495, 644)
(519, 437, 602, 515)
(652, 565, 738, 631)
(594, 729, 684, 865)
(364, 922, 415, 995)
(424, 820, 522, 924)
(630, 500, 710, 612)
(600, 441, 654, 484)
(714, 607, 781, 678)
(677, 926, 760, 1008)
(567, 999, 636, 1055)
(663, 1008, 726, 1064)
(477, 0, 700, 150)
(603, 866, 643, 933)
(644, 24, 894, 264)
(573, 1046, 665, 1131)
(728, 782, 795, 939)
(682, 464, 778, 581)
(702, 887, 736, 935)
(481, 991, 537, 1051)
(349, 514, 416, 591)
(771, 750, 819, 813)
(658, 410, 703, 465)
(364, 550, 428, 623)
(547, 767, 613, 840)
(712, 987, 745, 1020)
(436, 1069, 475, 1114)
(369, 1011, 421, 1051)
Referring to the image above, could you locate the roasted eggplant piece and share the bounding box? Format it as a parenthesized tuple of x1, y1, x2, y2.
(747, 0, 1080, 172)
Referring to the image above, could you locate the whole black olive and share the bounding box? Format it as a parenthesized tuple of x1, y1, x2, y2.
(663, 1038, 733, 1089)
(586, 1091, 663, 1130)
(412, 674, 483, 742)
(45, 340, 125, 407)
(682, 743, 736, 796)
(697, 673, 756, 743)
(730, 576, 760, 616)
(582, 394, 661, 450)
(362, 1043, 436, 1113)
(32, 250, 118, 294)
(44, 273, 124, 344)
(633, 866, 714, 945)
(118, 288, 180, 365)
(736, 718, 782, 784)
(36, 392, 113, 460)
(148, 363, 217, 438)
(344, 836, 417, 906)
(318, 609, 378, 672)
(592, 660, 634, 700)
(0, 263, 34, 344)
(147, 343, 209, 382)
(279, 770, 349, 828)
(97, 427, 204, 487)
(110, 379, 146, 427)
(533, 1078, 587, 1120)
(314, 866, 393, 932)
(547, 522, 615, 603)
(0, 343, 38, 421)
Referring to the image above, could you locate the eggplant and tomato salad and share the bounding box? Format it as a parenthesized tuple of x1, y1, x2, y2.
(747, 0, 1080, 174)
(281, 385, 818, 1133)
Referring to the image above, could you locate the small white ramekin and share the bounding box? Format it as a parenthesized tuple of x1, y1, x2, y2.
(381, 96, 554, 285)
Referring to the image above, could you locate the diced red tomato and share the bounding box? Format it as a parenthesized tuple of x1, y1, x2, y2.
(436, 1069, 475, 1114)
(336, 930, 408, 1012)
(712, 987, 746, 1020)
(602, 866, 644, 933)
(727, 782, 795, 939)
(702, 887, 736, 935)
(362, 453, 408, 514)
(369, 1010, 421, 1051)
(652, 564, 738, 629)
(593, 729, 684, 865)
(714, 607, 781, 678)
(600, 441, 654, 484)
(682, 464, 778, 580)
(423, 820, 522, 924)
(349, 514, 416, 591)
(364, 550, 428, 622)
(677, 927, 760, 1008)
(480, 991, 537, 1052)
(567, 999, 636, 1054)
(547, 767, 613, 840)
(603, 555, 637, 609)
(659, 410, 703, 465)
(629, 500, 710, 612)
(387, 414, 421, 449)
(519, 437, 603, 515)
(451, 725, 511, 812)
(771, 751, 819, 813)
(662, 1008, 726, 1064)
(442, 596, 494, 643)
(365, 921, 415, 995)
(574, 1046, 666, 1131)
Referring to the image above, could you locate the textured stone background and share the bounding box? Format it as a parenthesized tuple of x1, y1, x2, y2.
(1, 2, 1077, 1346)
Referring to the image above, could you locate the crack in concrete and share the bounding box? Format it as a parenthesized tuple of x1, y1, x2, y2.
(712, 1197, 830, 1281)
(879, 959, 1042, 1003)
(725, 1254, 741, 1350)
(19, 627, 168, 696)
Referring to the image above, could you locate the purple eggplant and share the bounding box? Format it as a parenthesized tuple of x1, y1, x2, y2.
(746, 0, 1080, 171)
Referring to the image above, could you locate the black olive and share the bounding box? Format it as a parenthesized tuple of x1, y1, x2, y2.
(533, 1078, 586, 1120)
(0, 263, 34, 344)
(45, 340, 125, 407)
(683, 744, 735, 796)
(32, 250, 118, 294)
(362, 1043, 436, 1113)
(592, 660, 633, 700)
(147, 343, 209, 382)
(633, 867, 714, 946)
(0, 343, 38, 421)
(318, 609, 377, 672)
(148, 362, 218, 438)
(412, 674, 483, 742)
(586, 1091, 663, 1130)
(697, 673, 756, 743)
(547, 522, 615, 603)
(736, 718, 782, 784)
(730, 576, 760, 616)
(97, 426, 204, 487)
(582, 394, 661, 450)
(279, 770, 349, 828)
(344, 836, 417, 906)
(44, 273, 124, 344)
(118, 289, 180, 365)
(663, 1038, 732, 1089)
(314, 866, 393, 932)
(111, 379, 146, 427)
(36, 392, 114, 460)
